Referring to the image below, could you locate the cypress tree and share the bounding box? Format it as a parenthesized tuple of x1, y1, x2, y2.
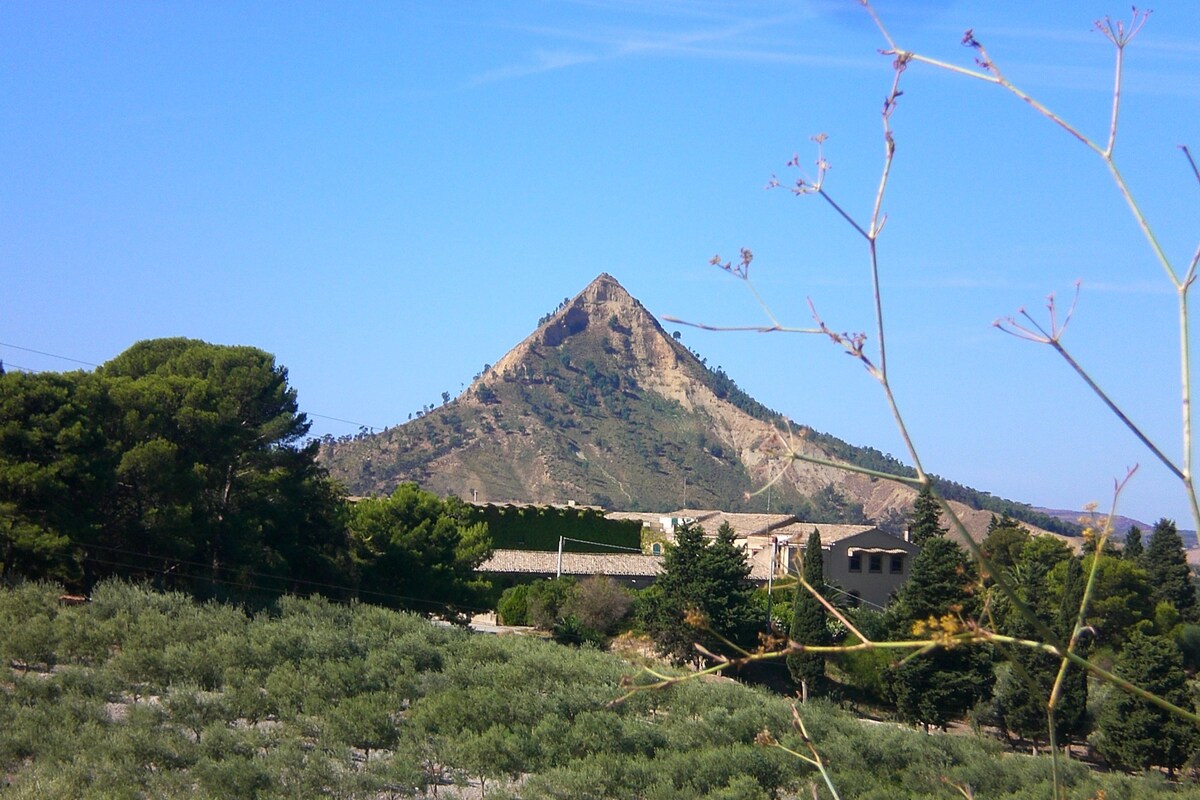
(1053, 556, 1089, 743)
(1145, 518, 1197, 621)
(787, 528, 829, 698)
(1097, 630, 1199, 776)
(908, 485, 946, 545)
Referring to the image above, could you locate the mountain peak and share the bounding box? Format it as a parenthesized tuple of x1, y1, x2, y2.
(583, 272, 624, 292)
(321, 273, 933, 528)
(479, 273, 672, 380)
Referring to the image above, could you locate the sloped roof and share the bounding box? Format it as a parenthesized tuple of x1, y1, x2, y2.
(605, 511, 667, 527)
(668, 509, 797, 538)
(479, 549, 663, 577)
(769, 521, 880, 546)
(744, 547, 777, 581)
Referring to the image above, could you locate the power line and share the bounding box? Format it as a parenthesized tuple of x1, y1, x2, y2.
(558, 536, 644, 553)
(308, 412, 382, 431)
(0, 341, 99, 367)
(1, 362, 39, 373)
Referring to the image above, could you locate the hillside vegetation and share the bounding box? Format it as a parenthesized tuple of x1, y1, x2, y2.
(1, 580, 1193, 800)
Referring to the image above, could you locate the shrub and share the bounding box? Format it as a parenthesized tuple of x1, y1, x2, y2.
(561, 575, 632, 636)
(496, 583, 531, 626)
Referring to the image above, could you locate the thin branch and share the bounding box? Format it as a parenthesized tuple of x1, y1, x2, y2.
(868, 61, 905, 382)
(1186, 243, 1200, 287)
(1178, 287, 1200, 529)
(662, 317, 819, 335)
(997, 287, 1187, 483)
(817, 189, 869, 239)
(960, 31, 1098, 153)
(1104, 38, 1124, 157)
(899, 51, 999, 84)
(1183, 145, 1200, 186)
(784, 449, 923, 487)
(1051, 339, 1184, 481)
(796, 572, 867, 644)
(1103, 158, 1181, 287)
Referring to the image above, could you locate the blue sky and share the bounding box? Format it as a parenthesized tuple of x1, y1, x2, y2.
(4, 1, 1199, 526)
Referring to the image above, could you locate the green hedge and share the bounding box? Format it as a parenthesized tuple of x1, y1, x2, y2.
(469, 505, 642, 552)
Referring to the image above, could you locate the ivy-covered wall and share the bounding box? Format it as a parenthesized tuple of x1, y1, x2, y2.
(468, 505, 642, 552)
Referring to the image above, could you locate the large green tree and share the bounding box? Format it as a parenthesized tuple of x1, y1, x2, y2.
(641, 521, 755, 664)
(1053, 555, 1090, 743)
(1097, 630, 1199, 776)
(1048, 552, 1152, 648)
(787, 528, 829, 698)
(0, 338, 348, 595)
(348, 483, 492, 615)
(1144, 518, 1197, 621)
(890, 537, 980, 628)
(886, 537, 993, 731)
(0, 371, 116, 582)
(980, 522, 1030, 578)
(992, 541, 1085, 748)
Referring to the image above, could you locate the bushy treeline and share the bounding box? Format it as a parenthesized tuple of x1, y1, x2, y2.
(566, 513, 1200, 779)
(0, 339, 489, 614)
(2, 580, 1195, 799)
(780, 512, 1200, 777)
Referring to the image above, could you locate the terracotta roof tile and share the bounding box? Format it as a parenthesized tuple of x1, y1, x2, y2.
(479, 549, 663, 577)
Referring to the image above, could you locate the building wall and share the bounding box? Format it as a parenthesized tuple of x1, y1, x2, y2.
(819, 528, 920, 609)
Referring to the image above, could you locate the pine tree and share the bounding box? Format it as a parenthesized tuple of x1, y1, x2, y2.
(1122, 525, 1143, 562)
(788, 528, 829, 698)
(642, 521, 755, 664)
(988, 512, 1020, 534)
(994, 550, 1087, 749)
(908, 485, 946, 545)
(1097, 630, 1199, 776)
(886, 537, 993, 730)
(891, 537, 979, 628)
(1145, 518, 1197, 621)
(889, 645, 994, 733)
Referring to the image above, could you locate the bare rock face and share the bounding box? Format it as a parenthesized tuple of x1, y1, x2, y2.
(318, 274, 1058, 541)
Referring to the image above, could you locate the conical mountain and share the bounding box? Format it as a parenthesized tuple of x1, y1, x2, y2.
(319, 274, 1065, 539)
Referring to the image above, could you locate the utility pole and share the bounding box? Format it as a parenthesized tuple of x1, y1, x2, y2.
(764, 536, 779, 629)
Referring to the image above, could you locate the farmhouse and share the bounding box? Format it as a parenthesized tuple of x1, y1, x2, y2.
(478, 505, 921, 608)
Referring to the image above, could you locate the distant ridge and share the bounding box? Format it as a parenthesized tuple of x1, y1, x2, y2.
(320, 274, 1071, 543)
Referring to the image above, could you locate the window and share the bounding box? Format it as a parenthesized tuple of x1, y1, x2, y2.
(651, 543, 662, 555)
(848, 553, 862, 572)
(868, 554, 882, 573)
(890, 554, 904, 574)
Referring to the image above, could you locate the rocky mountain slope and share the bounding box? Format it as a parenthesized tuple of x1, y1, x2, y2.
(320, 274, 1064, 543)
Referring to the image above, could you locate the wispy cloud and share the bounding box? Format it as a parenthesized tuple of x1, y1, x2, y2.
(466, 7, 861, 87)
(470, 50, 601, 85)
